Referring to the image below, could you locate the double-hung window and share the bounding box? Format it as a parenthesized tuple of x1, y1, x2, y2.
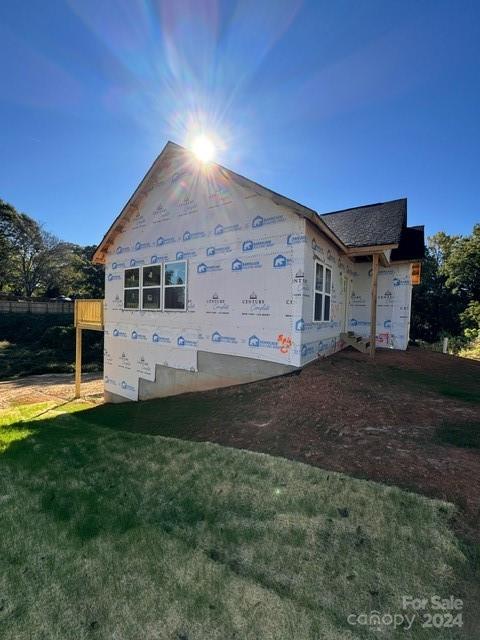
(142, 264, 162, 310)
(124, 268, 140, 309)
(313, 261, 331, 322)
(164, 261, 187, 310)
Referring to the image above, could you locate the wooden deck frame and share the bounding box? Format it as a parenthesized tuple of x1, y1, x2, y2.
(74, 300, 104, 399)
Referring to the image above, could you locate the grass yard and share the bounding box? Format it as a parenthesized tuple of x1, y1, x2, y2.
(0, 401, 477, 639)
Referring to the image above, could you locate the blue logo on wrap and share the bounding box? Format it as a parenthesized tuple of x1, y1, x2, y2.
(129, 258, 145, 267)
(150, 254, 168, 264)
(214, 223, 241, 236)
(152, 333, 171, 344)
(121, 380, 135, 392)
(183, 230, 206, 242)
(131, 330, 147, 341)
(287, 234, 306, 245)
(301, 343, 316, 358)
(116, 245, 130, 255)
(384, 319, 392, 329)
(206, 245, 231, 257)
(248, 335, 279, 350)
(197, 262, 222, 274)
(176, 250, 197, 260)
(211, 331, 237, 344)
(156, 236, 175, 246)
(177, 335, 198, 347)
(134, 241, 150, 251)
(232, 259, 243, 271)
(393, 276, 409, 287)
(312, 239, 324, 255)
(242, 239, 273, 252)
(350, 318, 370, 327)
(251, 214, 285, 228)
(107, 273, 121, 281)
(112, 328, 127, 338)
(295, 319, 305, 332)
(273, 254, 289, 268)
(231, 258, 261, 271)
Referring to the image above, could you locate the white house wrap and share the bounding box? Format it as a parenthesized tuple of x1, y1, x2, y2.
(93, 142, 423, 402)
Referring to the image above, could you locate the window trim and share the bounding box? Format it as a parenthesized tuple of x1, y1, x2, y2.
(313, 260, 332, 323)
(163, 260, 188, 312)
(123, 267, 140, 310)
(121, 260, 188, 312)
(140, 264, 162, 312)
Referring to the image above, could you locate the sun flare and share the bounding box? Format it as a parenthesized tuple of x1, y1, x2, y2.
(191, 134, 216, 163)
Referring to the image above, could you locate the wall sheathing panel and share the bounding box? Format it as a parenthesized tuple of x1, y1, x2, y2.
(103, 156, 306, 400)
(297, 221, 356, 365)
(349, 262, 412, 350)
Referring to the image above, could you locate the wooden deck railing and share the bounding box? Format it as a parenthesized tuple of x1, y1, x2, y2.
(74, 299, 104, 331)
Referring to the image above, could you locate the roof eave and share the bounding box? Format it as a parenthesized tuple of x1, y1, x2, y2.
(92, 141, 350, 263)
(346, 243, 399, 256)
(92, 142, 177, 264)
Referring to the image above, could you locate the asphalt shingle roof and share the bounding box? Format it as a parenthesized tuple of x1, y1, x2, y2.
(319, 198, 407, 248)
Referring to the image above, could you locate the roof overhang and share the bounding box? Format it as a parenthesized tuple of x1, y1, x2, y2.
(92, 142, 416, 267)
(345, 243, 399, 257)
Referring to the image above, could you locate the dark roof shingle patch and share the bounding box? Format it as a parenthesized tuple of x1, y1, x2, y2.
(319, 198, 407, 248)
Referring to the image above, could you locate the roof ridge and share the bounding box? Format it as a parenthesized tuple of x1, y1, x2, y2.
(320, 198, 407, 217)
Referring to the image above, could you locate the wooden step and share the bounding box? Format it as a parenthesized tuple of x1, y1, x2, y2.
(341, 332, 371, 353)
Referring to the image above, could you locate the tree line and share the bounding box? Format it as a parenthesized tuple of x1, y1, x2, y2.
(0, 199, 104, 299)
(411, 225, 480, 349)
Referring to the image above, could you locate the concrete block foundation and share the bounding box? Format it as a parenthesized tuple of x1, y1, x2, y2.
(104, 351, 298, 403)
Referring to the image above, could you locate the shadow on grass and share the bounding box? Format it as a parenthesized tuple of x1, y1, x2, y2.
(75, 385, 269, 438)
(1, 406, 203, 542)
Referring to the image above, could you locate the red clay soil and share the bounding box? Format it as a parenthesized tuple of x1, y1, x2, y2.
(174, 348, 480, 543)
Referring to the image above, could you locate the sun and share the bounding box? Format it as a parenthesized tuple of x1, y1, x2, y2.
(191, 134, 216, 163)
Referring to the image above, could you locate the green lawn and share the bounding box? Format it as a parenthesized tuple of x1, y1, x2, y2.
(0, 401, 473, 639)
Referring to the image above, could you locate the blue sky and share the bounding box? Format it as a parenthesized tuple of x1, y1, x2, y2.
(1, 0, 479, 246)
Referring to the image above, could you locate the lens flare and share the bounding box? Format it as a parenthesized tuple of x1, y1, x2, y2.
(191, 134, 216, 162)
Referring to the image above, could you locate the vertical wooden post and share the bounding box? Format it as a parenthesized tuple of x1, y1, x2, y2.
(370, 253, 379, 358)
(74, 300, 81, 399)
(75, 326, 82, 399)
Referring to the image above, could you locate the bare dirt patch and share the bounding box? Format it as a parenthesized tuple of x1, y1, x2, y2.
(0, 373, 103, 409)
(95, 347, 480, 542)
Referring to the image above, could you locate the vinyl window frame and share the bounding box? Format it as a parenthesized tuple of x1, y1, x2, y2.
(163, 260, 188, 312)
(313, 260, 332, 323)
(140, 264, 163, 311)
(123, 267, 140, 310)
(122, 260, 188, 312)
